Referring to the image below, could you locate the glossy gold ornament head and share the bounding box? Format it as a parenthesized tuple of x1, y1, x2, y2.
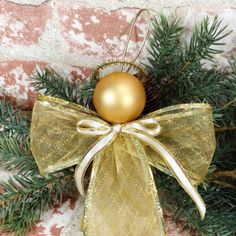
(93, 71, 146, 124)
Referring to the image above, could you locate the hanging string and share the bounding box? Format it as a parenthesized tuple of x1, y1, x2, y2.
(121, 9, 151, 71)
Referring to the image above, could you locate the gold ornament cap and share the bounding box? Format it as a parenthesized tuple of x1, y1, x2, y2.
(93, 71, 146, 123)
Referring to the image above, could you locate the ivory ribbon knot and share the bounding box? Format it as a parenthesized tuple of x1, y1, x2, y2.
(30, 96, 216, 236)
(75, 118, 206, 219)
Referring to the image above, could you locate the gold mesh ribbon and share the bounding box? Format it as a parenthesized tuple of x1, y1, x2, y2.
(30, 96, 216, 236)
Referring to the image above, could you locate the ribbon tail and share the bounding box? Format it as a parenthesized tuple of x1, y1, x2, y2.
(82, 134, 166, 236)
(129, 131, 206, 220)
(75, 130, 118, 196)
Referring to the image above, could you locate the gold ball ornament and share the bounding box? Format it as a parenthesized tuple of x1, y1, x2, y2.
(93, 72, 146, 123)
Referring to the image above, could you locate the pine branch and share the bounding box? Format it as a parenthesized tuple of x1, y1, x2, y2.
(213, 59, 236, 127)
(169, 70, 224, 104)
(180, 17, 231, 78)
(155, 171, 236, 236)
(146, 15, 184, 86)
(215, 127, 236, 132)
(146, 15, 231, 109)
(32, 67, 79, 103)
(185, 17, 231, 63)
(77, 74, 97, 107)
(169, 69, 236, 119)
(0, 135, 37, 175)
(0, 101, 37, 174)
(213, 132, 236, 171)
(0, 172, 75, 236)
(190, 186, 235, 236)
(0, 101, 29, 137)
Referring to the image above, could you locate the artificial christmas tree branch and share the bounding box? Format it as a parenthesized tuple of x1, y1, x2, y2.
(0, 173, 75, 236)
(0, 135, 37, 175)
(216, 127, 236, 132)
(0, 101, 29, 137)
(32, 67, 79, 103)
(146, 15, 232, 108)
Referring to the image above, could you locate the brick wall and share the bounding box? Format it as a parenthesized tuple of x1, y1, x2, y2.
(0, 0, 236, 109)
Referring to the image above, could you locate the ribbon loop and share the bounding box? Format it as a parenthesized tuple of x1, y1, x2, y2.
(123, 118, 161, 136)
(77, 119, 111, 135)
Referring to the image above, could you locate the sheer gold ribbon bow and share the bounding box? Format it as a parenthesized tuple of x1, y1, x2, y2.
(30, 96, 216, 236)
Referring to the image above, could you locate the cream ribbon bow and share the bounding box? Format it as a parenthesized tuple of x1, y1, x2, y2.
(75, 118, 206, 220)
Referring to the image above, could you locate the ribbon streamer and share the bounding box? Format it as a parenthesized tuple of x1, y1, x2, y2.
(75, 118, 205, 219)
